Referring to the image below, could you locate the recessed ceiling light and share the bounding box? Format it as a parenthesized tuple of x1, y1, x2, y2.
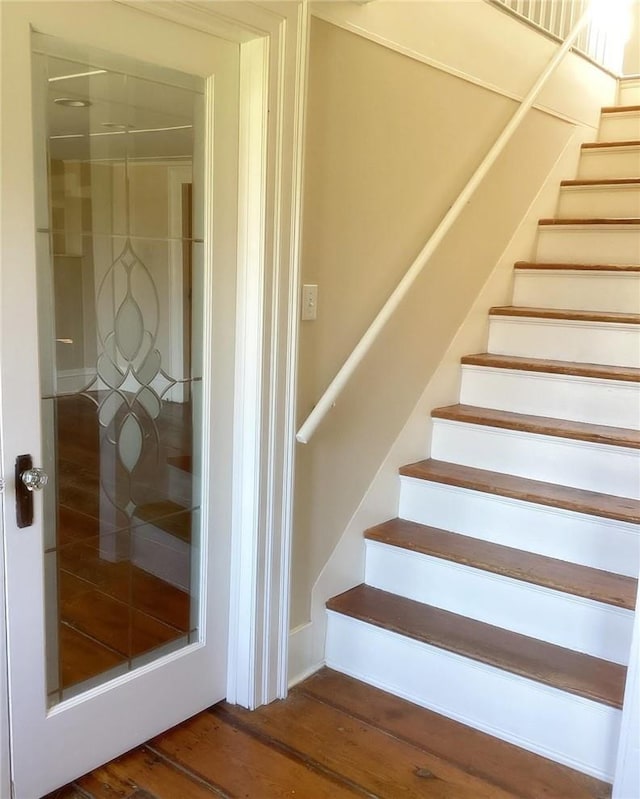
(54, 97, 91, 108)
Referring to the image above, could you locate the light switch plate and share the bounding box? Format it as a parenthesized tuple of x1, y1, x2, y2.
(301, 284, 318, 321)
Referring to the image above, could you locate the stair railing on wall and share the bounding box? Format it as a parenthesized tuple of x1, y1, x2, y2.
(491, 0, 631, 75)
(296, 3, 595, 445)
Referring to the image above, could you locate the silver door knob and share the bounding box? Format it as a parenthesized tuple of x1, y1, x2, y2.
(21, 467, 48, 492)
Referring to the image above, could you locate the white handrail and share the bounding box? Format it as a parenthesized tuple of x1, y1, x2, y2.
(296, 5, 593, 445)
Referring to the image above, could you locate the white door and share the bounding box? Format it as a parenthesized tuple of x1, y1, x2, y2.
(0, 3, 241, 796)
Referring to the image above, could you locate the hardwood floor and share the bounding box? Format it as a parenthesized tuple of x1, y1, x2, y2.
(45, 669, 611, 799)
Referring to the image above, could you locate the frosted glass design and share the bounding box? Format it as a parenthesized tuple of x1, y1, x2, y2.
(90, 239, 181, 509)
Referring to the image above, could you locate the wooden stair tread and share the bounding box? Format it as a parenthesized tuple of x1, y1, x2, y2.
(461, 352, 640, 383)
(582, 140, 640, 149)
(602, 104, 640, 113)
(490, 305, 640, 324)
(539, 217, 640, 225)
(327, 585, 626, 708)
(134, 500, 192, 543)
(514, 260, 640, 272)
(365, 519, 637, 609)
(431, 403, 640, 449)
(399, 459, 640, 524)
(560, 177, 640, 187)
(299, 669, 613, 799)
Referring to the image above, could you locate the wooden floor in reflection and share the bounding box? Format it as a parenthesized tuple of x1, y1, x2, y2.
(51, 393, 195, 698)
(58, 561, 190, 690)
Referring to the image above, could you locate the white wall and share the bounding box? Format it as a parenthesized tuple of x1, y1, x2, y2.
(623, 0, 640, 75)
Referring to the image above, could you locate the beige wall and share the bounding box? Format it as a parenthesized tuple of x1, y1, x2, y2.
(291, 7, 616, 646)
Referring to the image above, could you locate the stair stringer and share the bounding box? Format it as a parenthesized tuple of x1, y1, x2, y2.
(289, 128, 597, 686)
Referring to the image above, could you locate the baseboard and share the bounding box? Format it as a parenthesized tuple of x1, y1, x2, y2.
(288, 622, 324, 688)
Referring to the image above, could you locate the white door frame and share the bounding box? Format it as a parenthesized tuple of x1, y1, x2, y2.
(0, 0, 308, 793)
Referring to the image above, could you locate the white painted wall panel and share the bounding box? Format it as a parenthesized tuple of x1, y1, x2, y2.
(512, 271, 640, 313)
(599, 111, 640, 143)
(488, 317, 640, 367)
(535, 226, 640, 265)
(618, 80, 640, 106)
(557, 185, 640, 219)
(365, 540, 634, 664)
(431, 419, 640, 498)
(398, 476, 640, 578)
(460, 365, 640, 430)
(577, 148, 640, 179)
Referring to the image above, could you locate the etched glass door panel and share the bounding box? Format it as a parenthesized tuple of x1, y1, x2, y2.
(2, 5, 240, 794)
(35, 35, 205, 704)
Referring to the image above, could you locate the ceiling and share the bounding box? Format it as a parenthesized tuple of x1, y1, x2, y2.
(45, 54, 200, 162)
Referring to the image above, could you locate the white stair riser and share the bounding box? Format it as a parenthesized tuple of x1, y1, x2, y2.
(619, 81, 640, 106)
(488, 317, 640, 368)
(167, 464, 193, 507)
(536, 226, 640, 265)
(599, 112, 640, 143)
(325, 612, 621, 781)
(513, 271, 640, 314)
(577, 148, 640, 180)
(365, 541, 633, 665)
(398, 476, 639, 578)
(460, 365, 640, 430)
(431, 419, 639, 499)
(557, 185, 640, 218)
(131, 523, 190, 592)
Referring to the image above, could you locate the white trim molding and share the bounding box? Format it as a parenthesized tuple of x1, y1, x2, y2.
(118, 0, 310, 711)
(613, 593, 640, 797)
(288, 622, 323, 688)
(220, 1, 309, 709)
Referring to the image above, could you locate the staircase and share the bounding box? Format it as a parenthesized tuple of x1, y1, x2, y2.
(324, 79, 640, 784)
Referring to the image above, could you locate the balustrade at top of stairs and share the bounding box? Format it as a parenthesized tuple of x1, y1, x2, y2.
(324, 79, 640, 793)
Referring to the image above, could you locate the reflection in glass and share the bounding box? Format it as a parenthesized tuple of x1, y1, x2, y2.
(33, 37, 204, 704)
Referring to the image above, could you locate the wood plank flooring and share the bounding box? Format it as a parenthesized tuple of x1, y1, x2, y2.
(45, 669, 612, 799)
